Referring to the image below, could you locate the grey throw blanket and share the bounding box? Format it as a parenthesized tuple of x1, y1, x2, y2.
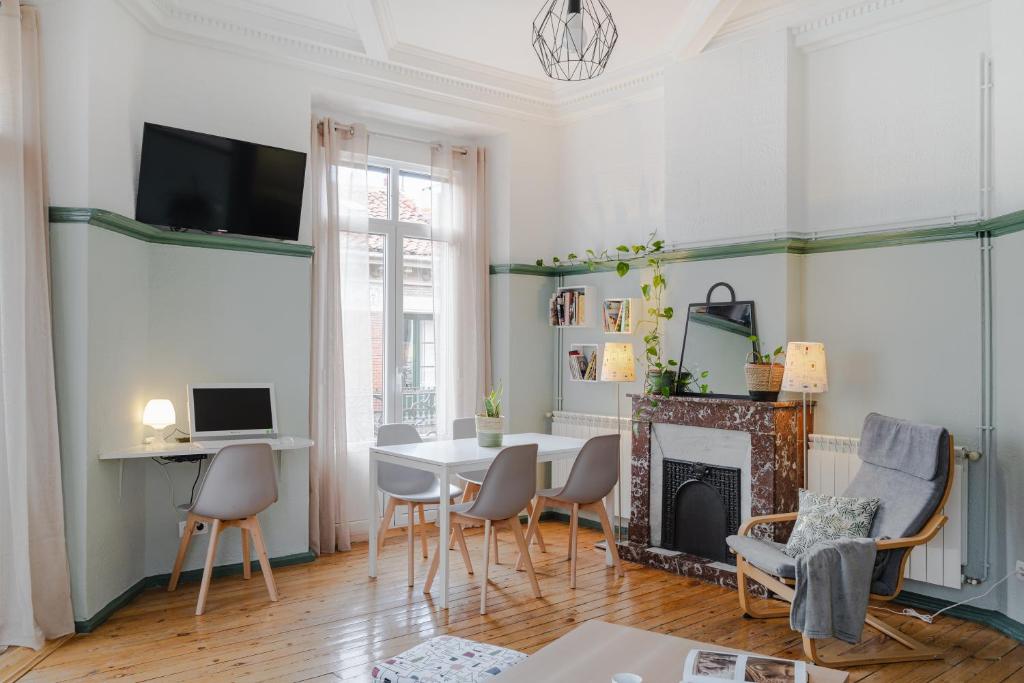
(790, 538, 877, 644)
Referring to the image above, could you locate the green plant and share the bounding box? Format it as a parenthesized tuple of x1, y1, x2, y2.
(481, 382, 503, 418)
(537, 233, 676, 398)
(747, 336, 785, 365)
(679, 367, 711, 394)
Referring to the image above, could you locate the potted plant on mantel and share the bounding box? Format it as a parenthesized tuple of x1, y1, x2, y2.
(744, 335, 785, 401)
(536, 233, 677, 404)
(476, 383, 505, 447)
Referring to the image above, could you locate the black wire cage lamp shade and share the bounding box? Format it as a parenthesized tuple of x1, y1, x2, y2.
(533, 0, 618, 82)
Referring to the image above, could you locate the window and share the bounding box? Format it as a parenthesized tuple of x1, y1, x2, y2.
(365, 161, 437, 438)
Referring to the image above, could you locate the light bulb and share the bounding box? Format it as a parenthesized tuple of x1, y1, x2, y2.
(566, 7, 587, 59)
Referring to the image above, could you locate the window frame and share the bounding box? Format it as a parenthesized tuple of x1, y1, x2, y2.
(367, 157, 436, 434)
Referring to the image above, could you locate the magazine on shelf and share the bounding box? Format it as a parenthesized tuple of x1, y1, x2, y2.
(682, 649, 807, 683)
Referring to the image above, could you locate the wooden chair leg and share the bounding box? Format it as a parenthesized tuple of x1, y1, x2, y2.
(452, 522, 474, 575)
(241, 527, 251, 580)
(506, 518, 542, 599)
(734, 555, 789, 619)
(196, 518, 222, 615)
(525, 499, 547, 552)
(569, 503, 579, 588)
(377, 496, 398, 554)
(168, 513, 196, 591)
(407, 502, 415, 587)
(480, 520, 491, 615)
(460, 481, 479, 504)
(248, 517, 279, 602)
(591, 500, 624, 578)
(516, 496, 545, 571)
(802, 613, 944, 667)
(417, 504, 429, 558)
(424, 535, 441, 594)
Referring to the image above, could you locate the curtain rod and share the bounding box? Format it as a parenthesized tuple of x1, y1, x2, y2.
(318, 121, 468, 155)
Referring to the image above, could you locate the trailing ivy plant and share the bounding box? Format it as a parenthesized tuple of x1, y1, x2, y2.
(747, 335, 785, 365)
(536, 233, 677, 399)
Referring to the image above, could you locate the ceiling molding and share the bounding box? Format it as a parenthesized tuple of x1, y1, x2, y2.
(670, 0, 744, 59)
(348, 0, 396, 61)
(115, 0, 672, 123)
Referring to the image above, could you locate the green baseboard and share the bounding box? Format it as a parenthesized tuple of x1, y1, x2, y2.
(893, 590, 1024, 642)
(73, 550, 316, 633)
(539, 509, 627, 536)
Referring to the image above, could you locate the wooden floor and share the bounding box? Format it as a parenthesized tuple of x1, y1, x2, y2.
(15, 521, 1024, 682)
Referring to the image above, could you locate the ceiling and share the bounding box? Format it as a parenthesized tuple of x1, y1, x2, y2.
(121, 0, 924, 120)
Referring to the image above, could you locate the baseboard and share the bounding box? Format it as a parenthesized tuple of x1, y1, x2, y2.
(539, 509, 627, 536)
(73, 550, 316, 633)
(894, 590, 1024, 642)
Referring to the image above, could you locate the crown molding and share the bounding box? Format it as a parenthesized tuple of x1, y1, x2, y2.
(115, 0, 671, 123)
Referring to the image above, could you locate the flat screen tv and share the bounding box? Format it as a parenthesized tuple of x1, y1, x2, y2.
(136, 123, 306, 240)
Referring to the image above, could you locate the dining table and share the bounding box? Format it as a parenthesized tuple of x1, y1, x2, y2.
(368, 432, 597, 609)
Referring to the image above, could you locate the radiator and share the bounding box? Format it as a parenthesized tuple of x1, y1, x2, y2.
(808, 434, 967, 589)
(550, 411, 632, 521)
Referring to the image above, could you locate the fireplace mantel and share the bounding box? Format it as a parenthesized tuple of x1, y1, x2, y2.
(621, 394, 812, 589)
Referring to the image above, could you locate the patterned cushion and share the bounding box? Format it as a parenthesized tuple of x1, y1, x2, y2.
(371, 635, 527, 682)
(783, 489, 880, 558)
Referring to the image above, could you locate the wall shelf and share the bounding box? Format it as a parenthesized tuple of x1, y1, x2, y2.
(602, 297, 639, 334)
(567, 343, 600, 382)
(549, 285, 595, 327)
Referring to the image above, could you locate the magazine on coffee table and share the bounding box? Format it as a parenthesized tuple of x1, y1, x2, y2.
(683, 649, 807, 683)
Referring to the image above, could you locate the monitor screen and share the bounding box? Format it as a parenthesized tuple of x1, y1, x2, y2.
(189, 384, 277, 437)
(136, 123, 306, 240)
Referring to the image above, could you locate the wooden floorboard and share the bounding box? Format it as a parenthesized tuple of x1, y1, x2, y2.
(17, 521, 1023, 682)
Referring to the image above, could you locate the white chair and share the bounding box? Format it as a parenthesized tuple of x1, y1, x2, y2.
(425, 444, 542, 614)
(376, 423, 465, 586)
(168, 443, 279, 615)
(449, 417, 545, 562)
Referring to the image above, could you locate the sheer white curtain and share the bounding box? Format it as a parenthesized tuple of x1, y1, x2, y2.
(308, 118, 372, 554)
(0, 2, 75, 650)
(431, 146, 491, 437)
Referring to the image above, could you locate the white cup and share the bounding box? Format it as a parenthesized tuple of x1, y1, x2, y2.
(611, 674, 642, 683)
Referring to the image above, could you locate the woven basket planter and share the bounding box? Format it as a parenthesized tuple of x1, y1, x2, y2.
(744, 363, 785, 401)
(475, 415, 505, 447)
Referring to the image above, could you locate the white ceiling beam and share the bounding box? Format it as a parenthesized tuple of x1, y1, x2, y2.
(670, 0, 743, 60)
(349, 0, 397, 61)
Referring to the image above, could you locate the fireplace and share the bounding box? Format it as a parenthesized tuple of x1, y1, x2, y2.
(662, 459, 740, 564)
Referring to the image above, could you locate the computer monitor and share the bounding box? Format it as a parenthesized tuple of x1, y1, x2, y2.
(187, 383, 278, 439)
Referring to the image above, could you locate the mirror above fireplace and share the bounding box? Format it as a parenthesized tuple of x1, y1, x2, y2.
(677, 282, 757, 399)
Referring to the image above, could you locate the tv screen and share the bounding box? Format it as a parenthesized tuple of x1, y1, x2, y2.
(136, 123, 306, 240)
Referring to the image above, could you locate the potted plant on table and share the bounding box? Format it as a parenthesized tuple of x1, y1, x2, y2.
(744, 335, 785, 401)
(476, 383, 505, 447)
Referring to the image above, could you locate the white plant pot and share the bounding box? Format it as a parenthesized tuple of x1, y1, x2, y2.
(475, 415, 505, 447)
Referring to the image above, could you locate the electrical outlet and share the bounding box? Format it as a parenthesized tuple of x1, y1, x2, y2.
(178, 520, 210, 538)
(1016, 560, 1024, 579)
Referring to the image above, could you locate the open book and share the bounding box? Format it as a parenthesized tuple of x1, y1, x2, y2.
(683, 650, 807, 683)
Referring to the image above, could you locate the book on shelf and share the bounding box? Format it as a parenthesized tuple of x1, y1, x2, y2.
(551, 289, 586, 326)
(567, 348, 598, 381)
(682, 649, 806, 683)
(603, 299, 629, 333)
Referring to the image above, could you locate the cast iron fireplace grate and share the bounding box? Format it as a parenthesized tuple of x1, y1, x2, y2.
(662, 459, 741, 564)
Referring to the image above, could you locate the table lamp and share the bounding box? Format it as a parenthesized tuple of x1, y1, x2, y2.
(601, 342, 636, 543)
(142, 399, 176, 444)
(781, 342, 828, 485)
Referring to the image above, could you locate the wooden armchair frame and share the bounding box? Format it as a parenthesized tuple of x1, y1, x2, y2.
(732, 439, 955, 668)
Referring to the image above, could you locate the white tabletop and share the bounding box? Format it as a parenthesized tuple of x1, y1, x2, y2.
(369, 432, 584, 470)
(100, 435, 313, 460)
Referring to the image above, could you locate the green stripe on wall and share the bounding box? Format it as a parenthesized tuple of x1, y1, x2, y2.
(73, 550, 316, 633)
(49, 207, 314, 258)
(491, 209, 1024, 276)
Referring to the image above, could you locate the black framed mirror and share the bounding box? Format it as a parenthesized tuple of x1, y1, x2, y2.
(676, 282, 758, 399)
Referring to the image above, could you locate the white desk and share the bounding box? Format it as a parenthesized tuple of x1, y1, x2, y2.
(99, 436, 314, 460)
(368, 432, 593, 609)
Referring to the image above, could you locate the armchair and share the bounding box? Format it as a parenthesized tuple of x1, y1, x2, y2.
(727, 413, 955, 667)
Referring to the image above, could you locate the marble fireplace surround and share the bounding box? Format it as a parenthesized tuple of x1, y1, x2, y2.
(621, 394, 810, 588)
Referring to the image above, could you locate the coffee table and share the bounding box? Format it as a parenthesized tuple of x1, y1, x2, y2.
(492, 620, 848, 682)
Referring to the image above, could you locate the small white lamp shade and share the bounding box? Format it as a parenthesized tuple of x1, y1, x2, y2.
(781, 342, 828, 393)
(600, 342, 636, 383)
(142, 399, 176, 430)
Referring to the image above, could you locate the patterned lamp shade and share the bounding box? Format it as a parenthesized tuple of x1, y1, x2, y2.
(781, 342, 828, 393)
(600, 342, 635, 383)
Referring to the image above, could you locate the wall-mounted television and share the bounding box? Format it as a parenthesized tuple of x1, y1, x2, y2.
(136, 123, 306, 240)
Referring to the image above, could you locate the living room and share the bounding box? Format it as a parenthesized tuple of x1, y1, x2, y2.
(2, 0, 1024, 681)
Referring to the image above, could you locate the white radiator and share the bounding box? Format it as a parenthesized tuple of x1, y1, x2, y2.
(807, 434, 967, 589)
(550, 411, 632, 521)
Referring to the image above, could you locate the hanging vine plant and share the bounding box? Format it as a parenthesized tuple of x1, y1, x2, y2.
(536, 233, 677, 400)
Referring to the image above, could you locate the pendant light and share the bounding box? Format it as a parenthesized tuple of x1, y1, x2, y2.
(532, 0, 618, 81)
